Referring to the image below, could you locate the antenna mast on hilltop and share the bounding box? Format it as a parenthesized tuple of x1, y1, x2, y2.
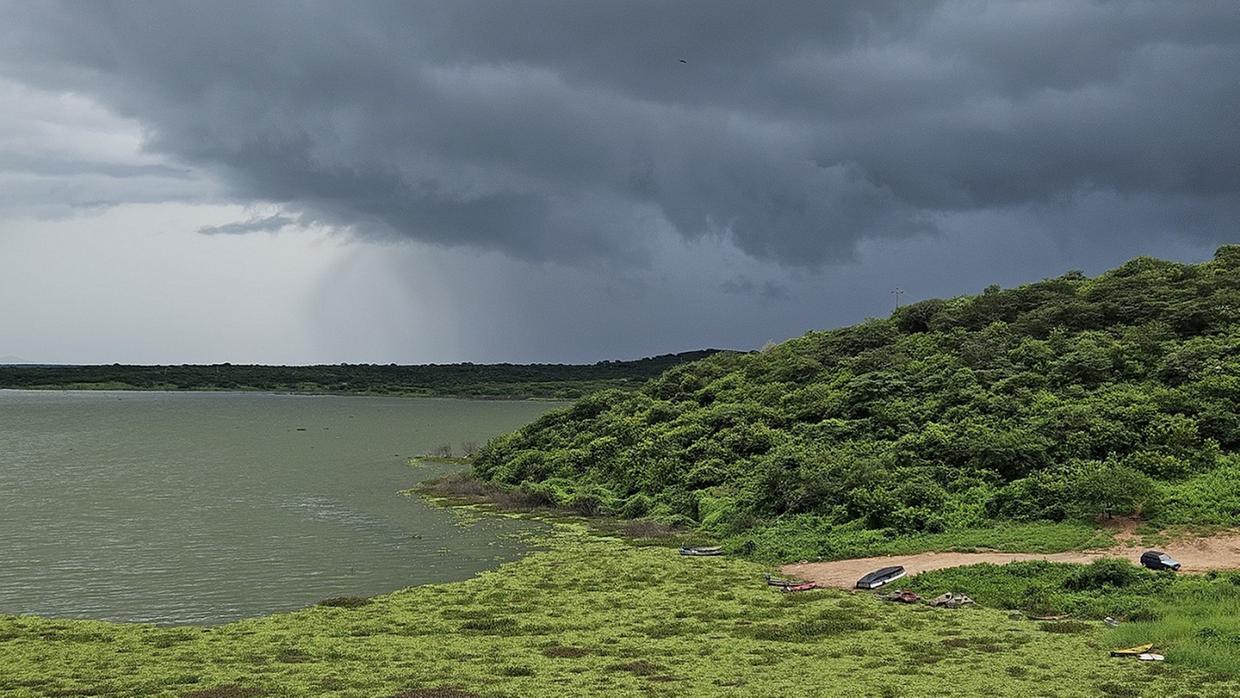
(891, 287, 905, 310)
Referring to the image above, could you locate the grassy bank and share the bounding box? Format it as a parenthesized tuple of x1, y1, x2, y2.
(729, 516, 1115, 563)
(416, 473, 1117, 561)
(1, 525, 1234, 698)
(906, 560, 1240, 677)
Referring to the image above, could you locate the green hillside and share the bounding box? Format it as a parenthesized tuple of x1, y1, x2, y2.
(475, 247, 1240, 558)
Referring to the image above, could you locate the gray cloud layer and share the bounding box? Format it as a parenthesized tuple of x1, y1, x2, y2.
(2, 1, 1236, 268)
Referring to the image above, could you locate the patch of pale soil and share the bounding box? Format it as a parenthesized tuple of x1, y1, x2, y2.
(1105, 516, 1141, 544)
(781, 532, 1240, 589)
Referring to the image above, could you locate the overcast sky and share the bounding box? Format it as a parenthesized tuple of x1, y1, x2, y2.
(1, 1, 1236, 364)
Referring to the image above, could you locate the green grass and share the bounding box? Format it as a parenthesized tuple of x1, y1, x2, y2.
(1105, 577, 1240, 678)
(905, 559, 1167, 619)
(1155, 460, 1240, 528)
(729, 516, 1113, 563)
(905, 560, 1240, 677)
(0, 525, 1234, 697)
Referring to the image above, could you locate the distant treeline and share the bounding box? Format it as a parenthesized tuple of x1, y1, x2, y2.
(0, 350, 724, 399)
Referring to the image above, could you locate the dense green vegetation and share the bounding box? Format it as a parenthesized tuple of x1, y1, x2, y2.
(0, 351, 719, 400)
(7, 250, 1238, 695)
(734, 519, 1114, 563)
(475, 248, 1240, 558)
(3, 526, 1233, 697)
(906, 559, 1240, 677)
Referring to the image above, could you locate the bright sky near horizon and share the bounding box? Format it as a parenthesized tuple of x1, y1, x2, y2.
(1, 1, 1236, 364)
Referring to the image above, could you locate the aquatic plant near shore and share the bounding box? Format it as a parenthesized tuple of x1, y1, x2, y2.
(1, 526, 1234, 697)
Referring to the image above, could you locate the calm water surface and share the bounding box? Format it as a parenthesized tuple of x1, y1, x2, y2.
(0, 390, 562, 624)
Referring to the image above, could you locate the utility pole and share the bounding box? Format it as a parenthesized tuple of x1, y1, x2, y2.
(891, 287, 904, 310)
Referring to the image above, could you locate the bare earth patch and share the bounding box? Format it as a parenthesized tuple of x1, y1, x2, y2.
(782, 532, 1240, 589)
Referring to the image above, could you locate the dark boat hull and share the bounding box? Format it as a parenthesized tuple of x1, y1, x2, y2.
(764, 574, 797, 586)
(856, 565, 906, 589)
(679, 546, 724, 556)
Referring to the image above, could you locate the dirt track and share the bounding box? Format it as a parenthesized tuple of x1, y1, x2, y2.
(780, 533, 1240, 589)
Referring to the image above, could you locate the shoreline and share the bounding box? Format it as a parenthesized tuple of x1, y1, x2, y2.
(0, 385, 575, 402)
(2, 472, 1237, 694)
(3, 520, 1233, 697)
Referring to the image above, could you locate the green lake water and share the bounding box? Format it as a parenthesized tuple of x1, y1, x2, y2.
(0, 390, 562, 625)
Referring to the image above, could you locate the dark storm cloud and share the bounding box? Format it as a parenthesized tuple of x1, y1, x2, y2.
(721, 277, 790, 302)
(1, 1, 1237, 266)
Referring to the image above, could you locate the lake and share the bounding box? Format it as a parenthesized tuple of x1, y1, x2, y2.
(0, 390, 562, 625)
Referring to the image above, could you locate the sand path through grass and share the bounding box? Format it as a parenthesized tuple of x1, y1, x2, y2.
(782, 531, 1240, 589)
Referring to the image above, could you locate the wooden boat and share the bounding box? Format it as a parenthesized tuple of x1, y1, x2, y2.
(780, 582, 818, 593)
(679, 545, 724, 556)
(1110, 643, 1154, 657)
(855, 565, 906, 589)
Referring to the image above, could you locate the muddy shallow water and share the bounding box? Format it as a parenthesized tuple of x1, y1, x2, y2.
(0, 390, 562, 624)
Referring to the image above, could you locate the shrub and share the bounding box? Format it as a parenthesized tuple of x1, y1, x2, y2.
(619, 493, 653, 518)
(317, 596, 371, 609)
(460, 617, 519, 633)
(1063, 559, 1145, 591)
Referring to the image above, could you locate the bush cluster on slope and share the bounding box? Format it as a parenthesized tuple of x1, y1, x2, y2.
(474, 248, 1240, 548)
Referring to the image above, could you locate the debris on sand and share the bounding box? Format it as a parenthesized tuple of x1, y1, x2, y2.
(928, 593, 975, 609)
(1110, 643, 1154, 657)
